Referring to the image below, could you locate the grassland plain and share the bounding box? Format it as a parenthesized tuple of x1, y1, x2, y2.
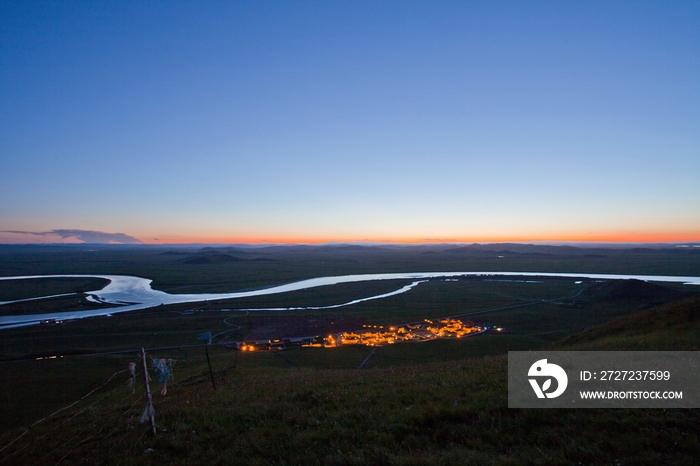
(0, 296, 698, 465)
(0, 277, 110, 302)
(2, 244, 700, 292)
(1, 278, 591, 430)
(0, 245, 699, 464)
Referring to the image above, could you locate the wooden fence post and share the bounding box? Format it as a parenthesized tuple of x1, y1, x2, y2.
(205, 342, 217, 389)
(140, 347, 157, 436)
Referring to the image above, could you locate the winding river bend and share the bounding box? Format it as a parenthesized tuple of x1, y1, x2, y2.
(1, 272, 699, 329)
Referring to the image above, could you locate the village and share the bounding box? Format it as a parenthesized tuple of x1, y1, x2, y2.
(237, 318, 497, 351)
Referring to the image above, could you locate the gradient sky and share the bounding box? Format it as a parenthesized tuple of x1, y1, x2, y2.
(1, 1, 698, 244)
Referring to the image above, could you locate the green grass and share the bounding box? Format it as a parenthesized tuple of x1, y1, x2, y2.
(2, 350, 699, 465)
(2, 245, 699, 293)
(1, 275, 696, 435)
(0, 247, 699, 464)
(1, 295, 699, 464)
(555, 295, 700, 351)
(0, 278, 586, 360)
(0, 294, 123, 317)
(0, 277, 109, 301)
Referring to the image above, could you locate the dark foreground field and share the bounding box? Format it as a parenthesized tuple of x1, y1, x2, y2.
(0, 244, 699, 465)
(1, 295, 698, 465)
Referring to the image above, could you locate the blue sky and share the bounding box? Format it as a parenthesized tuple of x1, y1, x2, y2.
(1, 1, 698, 244)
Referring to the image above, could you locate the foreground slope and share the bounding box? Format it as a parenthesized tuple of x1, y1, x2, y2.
(1, 296, 699, 465)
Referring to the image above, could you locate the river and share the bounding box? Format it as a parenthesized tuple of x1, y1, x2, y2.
(1, 272, 699, 328)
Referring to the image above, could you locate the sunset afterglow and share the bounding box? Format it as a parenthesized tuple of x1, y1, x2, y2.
(1, 2, 698, 245)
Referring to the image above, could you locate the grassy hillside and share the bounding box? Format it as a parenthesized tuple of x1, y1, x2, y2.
(555, 295, 700, 351)
(1, 296, 698, 465)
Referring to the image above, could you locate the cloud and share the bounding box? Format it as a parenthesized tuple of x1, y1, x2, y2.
(2, 229, 143, 244)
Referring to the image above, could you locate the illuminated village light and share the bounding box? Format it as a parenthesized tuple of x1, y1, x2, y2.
(333, 319, 480, 347)
(238, 319, 489, 352)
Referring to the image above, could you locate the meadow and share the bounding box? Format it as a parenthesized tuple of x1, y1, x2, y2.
(0, 244, 698, 464)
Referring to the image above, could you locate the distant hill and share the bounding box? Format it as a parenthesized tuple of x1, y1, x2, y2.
(581, 278, 692, 308)
(442, 242, 700, 257)
(179, 253, 275, 264)
(180, 254, 243, 265)
(197, 246, 248, 254)
(444, 243, 591, 255)
(251, 244, 395, 254)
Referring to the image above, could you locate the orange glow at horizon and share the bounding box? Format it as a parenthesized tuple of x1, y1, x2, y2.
(143, 231, 700, 245)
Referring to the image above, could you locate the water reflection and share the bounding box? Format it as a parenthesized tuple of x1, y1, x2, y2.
(1, 271, 698, 328)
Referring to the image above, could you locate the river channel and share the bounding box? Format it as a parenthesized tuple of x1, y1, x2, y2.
(1, 272, 699, 328)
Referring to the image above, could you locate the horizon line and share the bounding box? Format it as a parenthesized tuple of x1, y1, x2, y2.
(2, 240, 699, 247)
